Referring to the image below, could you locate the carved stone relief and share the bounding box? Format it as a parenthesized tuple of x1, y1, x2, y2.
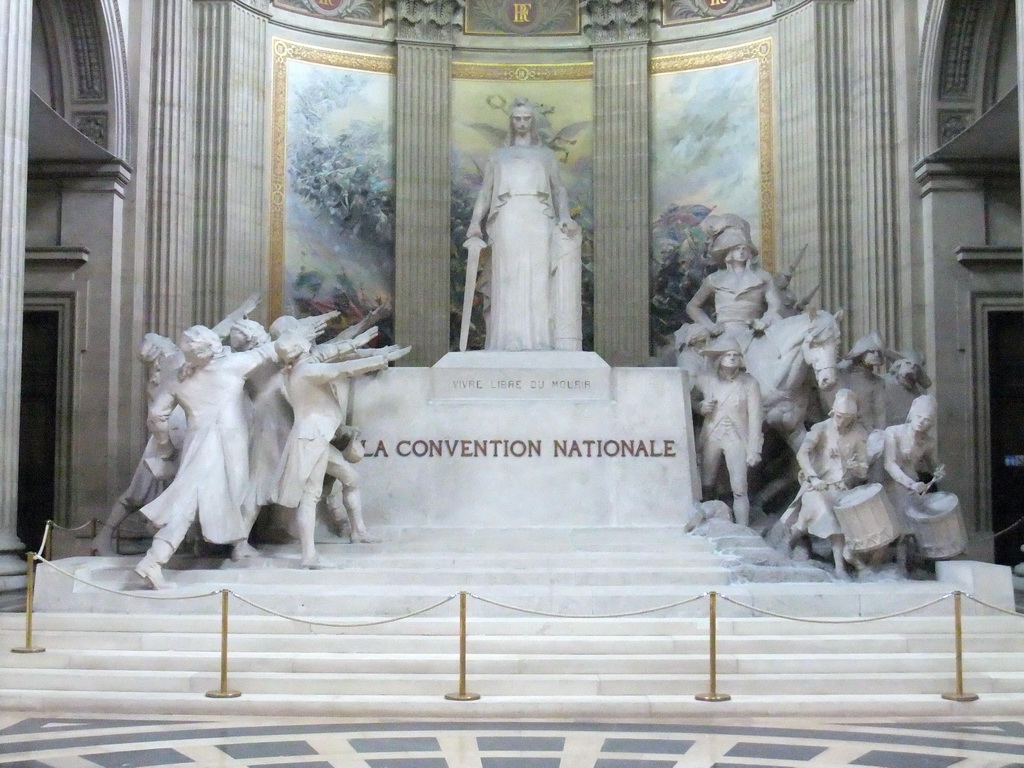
(938, 0, 981, 101)
(937, 110, 973, 144)
(582, 0, 654, 42)
(62, 0, 106, 102)
(397, 0, 461, 41)
(73, 112, 108, 148)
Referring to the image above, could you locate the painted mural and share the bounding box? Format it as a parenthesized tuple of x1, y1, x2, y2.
(463, 0, 580, 36)
(272, 0, 385, 27)
(270, 40, 396, 344)
(450, 63, 594, 351)
(663, 0, 772, 26)
(649, 39, 774, 352)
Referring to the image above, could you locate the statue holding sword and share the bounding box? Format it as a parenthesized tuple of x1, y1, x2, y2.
(461, 98, 583, 352)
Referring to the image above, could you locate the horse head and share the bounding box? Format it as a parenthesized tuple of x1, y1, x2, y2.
(800, 307, 841, 391)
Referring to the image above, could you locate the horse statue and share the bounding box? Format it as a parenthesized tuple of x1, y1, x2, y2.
(740, 307, 843, 451)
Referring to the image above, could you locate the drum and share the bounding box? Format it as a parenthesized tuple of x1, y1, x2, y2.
(905, 491, 967, 560)
(833, 483, 901, 552)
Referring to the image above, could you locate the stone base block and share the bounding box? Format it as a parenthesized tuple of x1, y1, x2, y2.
(351, 358, 701, 528)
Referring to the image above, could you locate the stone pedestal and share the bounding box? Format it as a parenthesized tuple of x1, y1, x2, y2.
(351, 354, 700, 528)
(935, 560, 1015, 612)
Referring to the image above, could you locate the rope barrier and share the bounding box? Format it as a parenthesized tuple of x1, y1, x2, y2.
(36, 519, 103, 563)
(39, 522, 53, 564)
(31, 555, 459, 622)
(467, 591, 708, 619)
(230, 591, 458, 628)
(13, 551, 1022, 705)
(718, 591, 955, 624)
(963, 592, 1024, 619)
(33, 555, 222, 601)
(982, 513, 1024, 542)
(43, 518, 100, 534)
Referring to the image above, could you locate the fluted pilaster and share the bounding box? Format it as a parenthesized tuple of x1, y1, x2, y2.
(775, 0, 852, 330)
(848, 0, 901, 343)
(145, 0, 197, 338)
(593, 42, 649, 365)
(0, 0, 32, 566)
(193, 0, 270, 327)
(1018, 0, 1024, 248)
(394, 42, 452, 365)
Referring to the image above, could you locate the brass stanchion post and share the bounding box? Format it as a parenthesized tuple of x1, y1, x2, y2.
(12, 552, 45, 654)
(206, 589, 241, 698)
(942, 591, 978, 702)
(695, 591, 730, 702)
(445, 591, 480, 701)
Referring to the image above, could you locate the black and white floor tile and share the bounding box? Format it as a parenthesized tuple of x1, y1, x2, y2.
(1, 717, 1023, 768)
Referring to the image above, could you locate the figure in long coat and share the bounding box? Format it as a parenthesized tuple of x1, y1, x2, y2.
(135, 325, 276, 589)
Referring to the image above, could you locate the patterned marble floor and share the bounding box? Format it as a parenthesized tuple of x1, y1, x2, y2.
(1, 716, 1023, 768)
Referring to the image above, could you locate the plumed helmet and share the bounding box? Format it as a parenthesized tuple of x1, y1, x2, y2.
(709, 226, 757, 259)
(845, 331, 886, 361)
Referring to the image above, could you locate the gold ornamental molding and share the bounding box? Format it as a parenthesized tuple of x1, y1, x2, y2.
(652, 38, 775, 267)
(269, 39, 396, 321)
(452, 61, 593, 81)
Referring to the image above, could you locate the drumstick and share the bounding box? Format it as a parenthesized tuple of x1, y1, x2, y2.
(917, 477, 938, 496)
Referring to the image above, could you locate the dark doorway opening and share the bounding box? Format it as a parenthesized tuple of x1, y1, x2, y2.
(989, 310, 1024, 567)
(18, 310, 60, 554)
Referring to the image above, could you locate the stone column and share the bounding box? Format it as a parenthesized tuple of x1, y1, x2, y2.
(393, 0, 457, 366)
(848, 0, 903, 344)
(0, 0, 32, 578)
(915, 159, 996, 549)
(193, 0, 270, 327)
(144, 0, 197, 338)
(1018, 0, 1024, 253)
(588, 5, 650, 366)
(774, 0, 852, 327)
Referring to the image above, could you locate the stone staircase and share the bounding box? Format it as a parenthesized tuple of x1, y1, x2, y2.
(3, 527, 1024, 718)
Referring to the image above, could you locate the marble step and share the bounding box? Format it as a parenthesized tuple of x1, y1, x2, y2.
(101, 526, 719, 554)
(0, 667, 1015, 697)
(5, 621, 1024, 654)
(78, 561, 729, 587)
(5, 647, 1024, 676)
(4, 688, 1022, 718)
(5, 613, 1016, 636)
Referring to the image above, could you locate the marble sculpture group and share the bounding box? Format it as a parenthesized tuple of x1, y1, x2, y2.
(96, 96, 965, 586)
